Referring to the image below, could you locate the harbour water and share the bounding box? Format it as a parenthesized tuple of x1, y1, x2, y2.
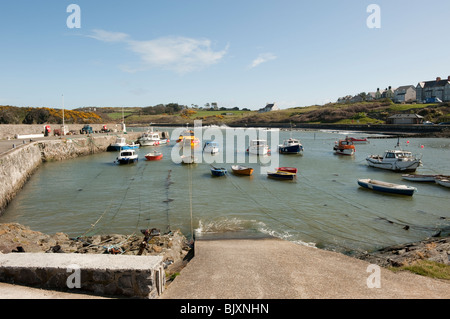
(1, 127, 450, 254)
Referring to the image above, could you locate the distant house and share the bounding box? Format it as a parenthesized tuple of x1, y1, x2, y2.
(387, 114, 424, 125)
(394, 85, 416, 103)
(375, 88, 383, 99)
(416, 76, 450, 103)
(258, 103, 279, 113)
(381, 86, 395, 100)
(366, 92, 376, 101)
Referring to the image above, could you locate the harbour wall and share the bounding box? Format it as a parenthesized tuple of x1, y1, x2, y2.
(0, 132, 141, 216)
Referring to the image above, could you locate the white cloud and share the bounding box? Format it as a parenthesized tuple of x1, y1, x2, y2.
(249, 53, 277, 68)
(88, 29, 227, 74)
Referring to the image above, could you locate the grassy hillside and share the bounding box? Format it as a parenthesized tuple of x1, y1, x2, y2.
(2, 100, 450, 126)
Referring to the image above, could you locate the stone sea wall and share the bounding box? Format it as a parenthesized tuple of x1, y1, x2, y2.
(0, 132, 140, 215)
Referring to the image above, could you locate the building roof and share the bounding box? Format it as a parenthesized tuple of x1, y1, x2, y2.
(417, 79, 450, 89)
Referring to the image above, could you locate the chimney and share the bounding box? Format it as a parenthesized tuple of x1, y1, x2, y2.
(448, 76, 450, 81)
(436, 77, 441, 82)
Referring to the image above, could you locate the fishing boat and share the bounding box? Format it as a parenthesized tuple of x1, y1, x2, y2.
(116, 149, 139, 165)
(278, 138, 304, 154)
(366, 149, 422, 172)
(348, 137, 369, 144)
(145, 151, 163, 161)
(138, 131, 163, 146)
(231, 165, 254, 176)
(203, 141, 219, 154)
(110, 137, 140, 151)
(333, 138, 355, 156)
(276, 167, 298, 174)
(247, 139, 269, 155)
(357, 179, 417, 196)
(210, 166, 227, 177)
(267, 171, 296, 181)
(435, 177, 450, 188)
(181, 155, 198, 164)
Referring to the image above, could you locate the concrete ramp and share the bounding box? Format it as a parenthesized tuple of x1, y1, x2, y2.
(160, 237, 450, 299)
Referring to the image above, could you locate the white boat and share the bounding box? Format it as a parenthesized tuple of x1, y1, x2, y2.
(357, 179, 417, 196)
(366, 149, 422, 172)
(435, 177, 450, 188)
(247, 139, 269, 155)
(138, 131, 162, 146)
(203, 141, 219, 154)
(116, 149, 139, 165)
(278, 138, 303, 154)
(181, 155, 198, 164)
(110, 137, 140, 151)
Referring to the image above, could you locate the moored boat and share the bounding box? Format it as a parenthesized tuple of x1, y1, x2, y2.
(366, 149, 422, 172)
(110, 137, 140, 151)
(138, 131, 163, 146)
(267, 171, 296, 181)
(278, 138, 303, 154)
(357, 179, 417, 196)
(435, 177, 450, 188)
(402, 174, 443, 182)
(333, 138, 355, 156)
(176, 128, 200, 148)
(231, 165, 254, 176)
(210, 166, 227, 177)
(181, 155, 198, 164)
(203, 141, 219, 154)
(276, 167, 298, 174)
(116, 149, 139, 165)
(247, 140, 269, 155)
(145, 151, 163, 161)
(348, 137, 369, 144)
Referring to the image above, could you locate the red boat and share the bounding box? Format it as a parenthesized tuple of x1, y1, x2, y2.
(145, 151, 163, 161)
(348, 137, 368, 144)
(276, 167, 298, 174)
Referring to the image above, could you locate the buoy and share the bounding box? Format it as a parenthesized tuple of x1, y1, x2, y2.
(421, 145, 424, 149)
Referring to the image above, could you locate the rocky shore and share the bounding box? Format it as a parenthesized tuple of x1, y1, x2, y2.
(0, 223, 193, 281)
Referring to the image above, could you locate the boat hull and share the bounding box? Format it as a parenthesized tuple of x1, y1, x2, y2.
(231, 165, 253, 176)
(435, 178, 450, 188)
(278, 144, 303, 154)
(211, 167, 227, 177)
(145, 153, 163, 161)
(366, 158, 421, 172)
(402, 174, 439, 182)
(276, 167, 298, 174)
(267, 171, 296, 180)
(357, 179, 416, 196)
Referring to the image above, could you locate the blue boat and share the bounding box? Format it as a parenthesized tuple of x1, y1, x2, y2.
(278, 138, 303, 154)
(357, 179, 417, 196)
(210, 166, 227, 177)
(110, 137, 140, 151)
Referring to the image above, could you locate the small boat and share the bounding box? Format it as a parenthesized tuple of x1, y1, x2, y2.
(181, 155, 198, 164)
(333, 138, 355, 156)
(145, 151, 163, 161)
(247, 140, 269, 155)
(203, 141, 219, 154)
(278, 138, 304, 154)
(276, 167, 298, 174)
(348, 137, 369, 144)
(366, 149, 422, 172)
(110, 137, 140, 151)
(267, 171, 296, 181)
(116, 149, 139, 165)
(357, 179, 417, 196)
(402, 174, 443, 182)
(435, 177, 450, 188)
(210, 166, 227, 177)
(231, 165, 254, 176)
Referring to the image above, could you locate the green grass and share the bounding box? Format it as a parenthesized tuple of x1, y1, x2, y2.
(391, 260, 450, 280)
(192, 110, 251, 118)
(387, 103, 433, 112)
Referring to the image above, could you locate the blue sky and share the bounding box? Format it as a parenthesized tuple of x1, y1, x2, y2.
(1, 0, 449, 110)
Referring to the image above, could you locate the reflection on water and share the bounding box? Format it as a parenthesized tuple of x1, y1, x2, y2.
(1, 127, 450, 254)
